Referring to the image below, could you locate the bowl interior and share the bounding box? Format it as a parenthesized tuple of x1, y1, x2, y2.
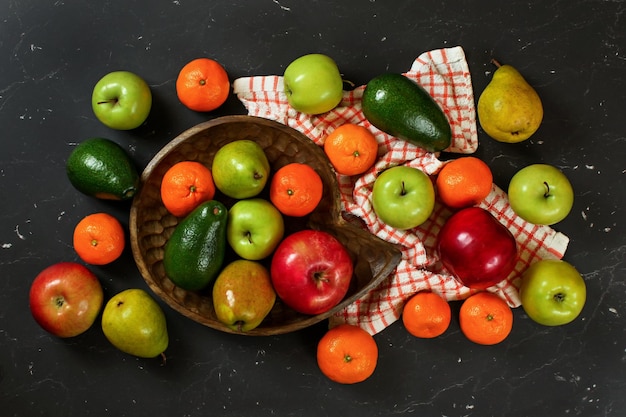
(130, 115, 401, 335)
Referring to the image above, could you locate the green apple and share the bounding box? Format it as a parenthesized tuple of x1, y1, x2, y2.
(92, 71, 152, 130)
(227, 198, 284, 260)
(519, 259, 586, 326)
(283, 54, 344, 115)
(211, 140, 270, 199)
(508, 164, 574, 225)
(212, 259, 276, 332)
(371, 165, 435, 230)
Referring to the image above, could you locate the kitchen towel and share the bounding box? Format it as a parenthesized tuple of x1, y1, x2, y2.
(233, 46, 570, 335)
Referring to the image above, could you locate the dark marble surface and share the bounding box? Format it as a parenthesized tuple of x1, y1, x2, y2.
(1, 1, 625, 416)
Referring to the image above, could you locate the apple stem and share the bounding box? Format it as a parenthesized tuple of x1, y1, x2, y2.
(543, 181, 551, 198)
(400, 181, 407, 196)
(314, 271, 330, 284)
(97, 98, 119, 105)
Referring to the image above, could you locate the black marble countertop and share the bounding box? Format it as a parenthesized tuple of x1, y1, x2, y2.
(2, 1, 625, 416)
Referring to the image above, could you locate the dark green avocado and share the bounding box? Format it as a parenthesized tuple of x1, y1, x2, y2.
(361, 73, 452, 152)
(162, 200, 228, 291)
(66, 137, 139, 200)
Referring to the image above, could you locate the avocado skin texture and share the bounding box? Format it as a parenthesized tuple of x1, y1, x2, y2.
(361, 73, 452, 152)
(66, 137, 139, 200)
(163, 200, 228, 291)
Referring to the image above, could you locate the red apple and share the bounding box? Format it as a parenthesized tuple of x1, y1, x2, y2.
(270, 229, 354, 315)
(437, 207, 518, 289)
(29, 262, 104, 338)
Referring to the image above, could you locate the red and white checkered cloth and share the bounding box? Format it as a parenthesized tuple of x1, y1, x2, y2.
(233, 46, 570, 335)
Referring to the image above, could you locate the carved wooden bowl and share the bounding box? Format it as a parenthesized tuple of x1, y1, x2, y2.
(130, 115, 401, 335)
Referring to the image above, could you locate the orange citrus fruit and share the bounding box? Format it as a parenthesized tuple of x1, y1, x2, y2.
(269, 162, 323, 217)
(323, 124, 379, 176)
(402, 291, 451, 338)
(316, 324, 378, 384)
(160, 161, 216, 217)
(436, 156, 493, 209)
(459, 292, 513, 345)
(73, 213, 125, 265)
(176, 58, 230, 112)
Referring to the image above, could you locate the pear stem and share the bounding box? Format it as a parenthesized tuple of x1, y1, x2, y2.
(159, 352, 167, 366)
(490, 59, 502, 68)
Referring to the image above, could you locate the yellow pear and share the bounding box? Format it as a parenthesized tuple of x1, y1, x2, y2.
(477, 60, 543, 143)
(101, 289, 168, 359)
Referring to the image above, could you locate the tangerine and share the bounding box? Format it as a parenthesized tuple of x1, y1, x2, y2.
(459, 292, 513, 345)
(269, 162, 323, 217)
(402, 291, 451, 338)
(176, 58, 230, 112)
(436, 156, 493, 209)
(160, 161, 216, 217)
(323, 124, 379, 176)
(316, 324, 378, 384)
(73, 213, 125, 265)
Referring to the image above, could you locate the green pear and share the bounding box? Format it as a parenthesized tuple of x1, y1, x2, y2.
(211, 140, 270, 199)
(212, 259, 276, 332)
(477, 60, 543, 143)
(101, 289, 168, 359)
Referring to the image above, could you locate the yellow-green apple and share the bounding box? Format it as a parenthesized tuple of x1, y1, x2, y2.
(270, 229, 353, 315)
(371, 165, 435, 230)
(508, 164, 574, 225)
(92, 71, 152, 130)
(211, 140, 270, 199)
(437, 207, 518, 289)
(519, 259, 586, 326)
(212, 259, 276, 332)
(283, 54, 343, 115)
(227, 198, 284, 260)
(29, 262, 104, 338)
